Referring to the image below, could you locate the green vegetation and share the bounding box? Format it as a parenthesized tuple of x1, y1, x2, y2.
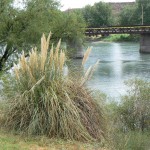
(82, 2, 112, 27)
(115, 79, 150, 132)
(1, 0, 150, 72)
(119, 4, 139, 26)
(0, 0, 86, 72)
(119, 0, 150, 25)
(110, 131, 150, 150)
(0, 0, 150, 149)
(103, 34, 140, 42)
(107, 79, 150, 150)
(0, 129, 106, 150)
(1, 75, 150, 149)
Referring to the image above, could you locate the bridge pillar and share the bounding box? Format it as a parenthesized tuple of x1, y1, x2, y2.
(140, 34, 150, 53)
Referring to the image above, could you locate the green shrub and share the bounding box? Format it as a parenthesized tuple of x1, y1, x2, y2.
(118, 79, 150, 131)
(2, 33, 105, 142)
(110, 131, 150, 150)
(107, 79, 150, 149)
(103, 34, 140, 42)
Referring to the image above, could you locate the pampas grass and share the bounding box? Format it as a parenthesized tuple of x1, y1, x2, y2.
(3, 33, 105, 142)
(82, 47, 92, 65)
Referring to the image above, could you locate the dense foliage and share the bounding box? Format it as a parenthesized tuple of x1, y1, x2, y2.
(119, 79, 150, 131)
(119, 5, 139, 25)
(0, 0, 86, 72)
(119, 0, 150, 25)
(82, 2, 112, 27)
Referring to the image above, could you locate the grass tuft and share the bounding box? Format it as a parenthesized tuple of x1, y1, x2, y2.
(2, 33, 105, 142)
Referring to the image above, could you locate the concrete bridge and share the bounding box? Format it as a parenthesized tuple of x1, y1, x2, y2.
(85, 25, 150, 53)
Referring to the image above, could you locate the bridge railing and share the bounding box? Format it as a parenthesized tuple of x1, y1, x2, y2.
(85, 25, 150, 36)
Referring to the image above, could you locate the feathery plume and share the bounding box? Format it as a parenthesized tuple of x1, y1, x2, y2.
(82, 47, 92, 66)
(59, 50, 65, 70)
(41, 34, 48, 72)
(49, 44, 54, 65)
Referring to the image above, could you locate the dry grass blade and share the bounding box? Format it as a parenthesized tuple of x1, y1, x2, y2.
(30, 76, 45, 92)
(88, 59, 100, 79)
(54, 39, 61, 68)
(49, 44, 54, 65)
(46, 32, 52, 50)
(41, 34, 48, 72)
(81, 59, 100, 86)
(82, 47, 92, 66)
(29, 48, 38, 73)
(55, 39, 61, 54)
(80, 66, 92, 86)
(59, 50, 65, 70)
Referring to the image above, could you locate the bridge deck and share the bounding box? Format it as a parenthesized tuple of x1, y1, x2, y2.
(85, 25, 150, 36)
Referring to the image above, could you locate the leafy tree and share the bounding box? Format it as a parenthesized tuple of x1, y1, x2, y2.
(119, 0, 150, 25)
(0, 0, 18, 71)
(0, 0, 60, 72)
(83, 2, 112, 27)
(82, 5, 94, 27)
(119, 4, 140, 25)
(0, 0, 86, 72)
(51, 10, 85, 45)
(136, 0, 150, 24)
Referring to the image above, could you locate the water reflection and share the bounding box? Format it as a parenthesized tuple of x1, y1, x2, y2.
(79, 41, 150, 99)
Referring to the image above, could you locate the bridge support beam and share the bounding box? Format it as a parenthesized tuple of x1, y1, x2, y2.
(140, 34, 150, 53)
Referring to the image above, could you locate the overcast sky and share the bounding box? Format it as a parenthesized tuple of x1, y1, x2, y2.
(60, 0, 135, 10)
(14, 0, 136, 10)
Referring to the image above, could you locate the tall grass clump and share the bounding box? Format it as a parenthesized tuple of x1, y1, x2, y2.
(2, 33, 105, 142)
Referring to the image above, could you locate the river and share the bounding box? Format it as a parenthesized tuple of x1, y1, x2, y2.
(72, 41, 150, 100)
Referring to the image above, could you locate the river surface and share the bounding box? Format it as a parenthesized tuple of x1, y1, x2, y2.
(72, 41, 150, 99)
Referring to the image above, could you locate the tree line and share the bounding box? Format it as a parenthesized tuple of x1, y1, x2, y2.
(80, 0, 150, 27)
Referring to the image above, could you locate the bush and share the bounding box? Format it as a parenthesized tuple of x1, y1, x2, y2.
(2, 33, 105, 142)
(119, 79, 150, 131)
(110, 131, 150, 150)
(106, 79, 150, 150)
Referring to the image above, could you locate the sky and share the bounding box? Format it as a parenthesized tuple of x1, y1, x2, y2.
(60, 0, 135, 10)
(14, 0, 136, 10)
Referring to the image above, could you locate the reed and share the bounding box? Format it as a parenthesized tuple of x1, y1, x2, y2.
(82, 47, 92, 66)
(3, 33, 105, 142)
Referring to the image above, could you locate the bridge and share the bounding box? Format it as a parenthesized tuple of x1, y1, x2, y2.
(85, 25, 150, 36)
(85, 25, 150, 53)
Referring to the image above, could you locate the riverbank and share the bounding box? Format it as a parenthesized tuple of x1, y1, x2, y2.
(85, 34, 140, 42)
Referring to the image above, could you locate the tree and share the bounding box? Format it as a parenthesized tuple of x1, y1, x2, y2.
(82, 2, 112, 27)
(82, 5, 94, 27)
(0, 0, 60, 72)
(119, 4, 140, 25)
(136, 0, 150, 24)
(0, 0, 19, 71)
(0, 0, 86, 72)
(119, 0, 150, 26)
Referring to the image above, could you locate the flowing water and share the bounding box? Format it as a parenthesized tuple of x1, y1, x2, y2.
(72, 41, 150, 100)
